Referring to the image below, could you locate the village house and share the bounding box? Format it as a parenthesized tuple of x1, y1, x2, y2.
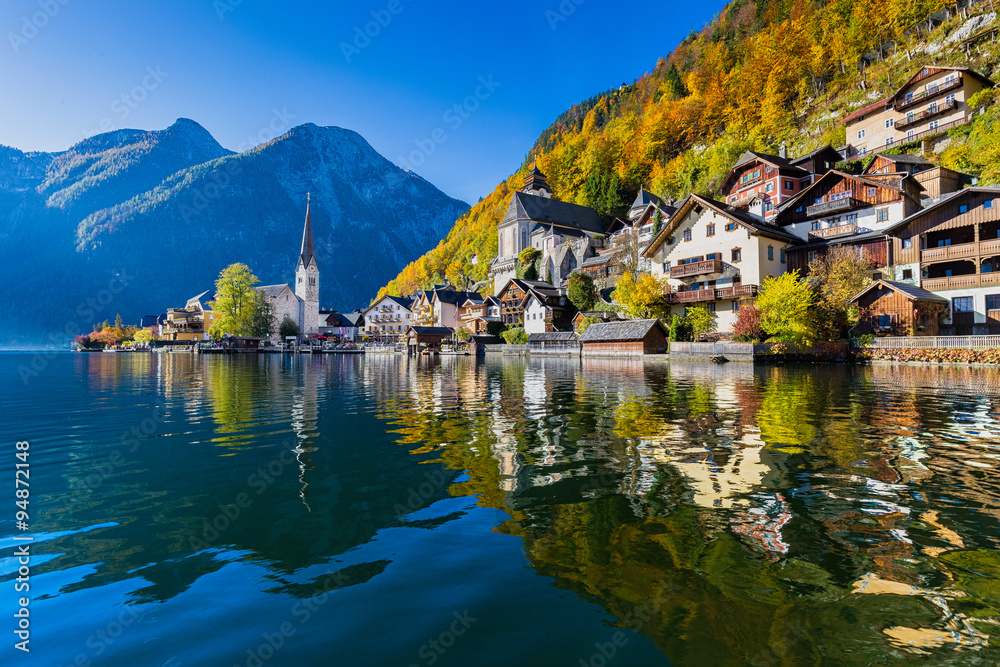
(527, 331, 580, 355)
(405, 326, 453, 354)
(774, 167, 924, 274)
(458, 295, 501, 335)
(363, 295, 413, 341)
(319, 309, 364, 342)
(496, 278, 566, 329)
(642, 194, 799, 332)
(490, 164, 605, 289)
(410, 285, 483, 328)
(881, 187, 1000, 334)
(160, 290, 220, 342)
(716, 146, 841, 221)
(842, 66, 993, 159)
(521, 283, 574, 335)
(849, 280, 948, 337)
(578, 319, 669, 356)
(256, 198, 320, 340)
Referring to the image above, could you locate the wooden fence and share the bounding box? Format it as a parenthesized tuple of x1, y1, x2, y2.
(860, 336, 1000, 349)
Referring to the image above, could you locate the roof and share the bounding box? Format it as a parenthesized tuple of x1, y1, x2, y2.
(484, 296, 500, 306)
(470, 335, 501, 345)
(884, 187, 1000, 234)
(789, 145, 842, 168)
(186, 290, 214, 309)
(299, 198, 315, 267)
(889, 67, 993, 105)
(383, 295, 414, 309)
(871, 152, 931, 166)
(497, 278, 558, 298)
(732, 150, 808, 175)
(774, 169, 921, 225)
(582, 254, 612, 267)
(643, 193, 800, 257)
(257, 284, 293, 299)
(528, 332, 579, 342)
(840, 97, 890, 126)
(341, 311, 365, 326)
(503, 191, 605, 234)
(848, 280, 949, 305)
(787, 229, 888, 251)
(578, 318, 666, 342)
(407, 326, 453, 335)
(630, 187, 663, 211)
(435, 290, 481, 306)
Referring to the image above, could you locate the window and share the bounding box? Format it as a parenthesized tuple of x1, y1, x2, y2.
(764, 201, 774, 212)
(725, 222, 737, 231)
(732, 301, 741, 313)
(707, 303, 716, 314)
(812, 221, 822, 231)
(946, 93, 956, 104)
(866, 187, 877, 198)
(986, 200, 994, 209)
(878, 315, 892, 328)
(730, 196, 737, 204)
(768, 246, 774, 261)
(731, 248, 742, 262)
(683, 230, 692, 242)
(706, 252, 722, 261)
(954, 296, 974, 313)
(795, 206, 803, 214)
(959, 204, 968, 214)
(903, 268, 913, 280)
(846, 213, 858, 224)
(754, 169, 761, 179)
(858, 129, 866, 139)
(765, 182, 774, 193)
(784, 180, 793, 190)
(876, 208, 889, 223)
(906, 130, 915, 140)
(929, 120, 939, 131)
(807, 250, 818, 263)
(706, 224, 716, 237)
(902, 238, 912, 249)
(938, 238, 952, 247)
(988, 295, 1000, 311)
(667, 236, 675, 245)
(780, 248, 786, 263)
(885, 119, 894, 129)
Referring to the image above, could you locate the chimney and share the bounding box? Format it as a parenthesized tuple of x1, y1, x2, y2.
(779, 144, 787, 160)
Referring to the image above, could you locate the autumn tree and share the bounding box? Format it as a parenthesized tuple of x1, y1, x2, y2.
(732, 305, 765, 342)
(755, 271, 816, 348)
(808, 246, 874, 339)
(610, 224, 644, 278)
(686, 305, 718, 339)
(516, 247, 542, 281)
(614, 272, 667, 320)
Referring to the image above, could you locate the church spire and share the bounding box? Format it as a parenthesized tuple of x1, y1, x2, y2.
(300, 193, 315, 267)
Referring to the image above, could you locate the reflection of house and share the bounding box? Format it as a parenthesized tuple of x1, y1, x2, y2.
(849, 280, 948, 337)
(643, 194, 799, 332)
(842, 66, 993, 159)
(363, 295, 413, 341)
(578, 319, 668, 356)
(883, 187, 1000, 334)
(161, 291, 218, 342)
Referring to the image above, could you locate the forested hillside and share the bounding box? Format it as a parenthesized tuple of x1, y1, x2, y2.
(378, 0, 1000, 300)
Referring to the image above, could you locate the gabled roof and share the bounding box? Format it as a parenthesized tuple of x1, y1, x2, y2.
(502, 191, 605, 234)
(888, 66, 993, 105)
(578, 318, 667, 342)
(868, 152, 931, 167)
(484, 296, 500, 307)
(435, 290, 481, 306)
(528, 332, 579, 342)
(257, 284, 294, 299)
(630, 187, 663, 212)
(186, 290, 214, 309)
(643, 193, 799, 258)
(789, 145, 843, 170)
(774, 169, 921, 224)
(848, 280, 948, 305)
(839, 97, 891, 126)
(497, 278, 558, 297)
(341, 311, 366, 326)
(407, 326, 453, 335)
(884, 187, 1000, 234)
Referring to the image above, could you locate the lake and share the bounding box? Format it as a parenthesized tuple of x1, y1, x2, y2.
(2, 352, 1000, 666)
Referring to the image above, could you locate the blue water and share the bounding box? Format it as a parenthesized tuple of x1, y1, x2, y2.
(2, 352, 1000, 666)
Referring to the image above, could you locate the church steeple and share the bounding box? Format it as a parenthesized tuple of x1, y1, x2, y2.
(299, 192, 315, 268)
(522, 160, 551, 198)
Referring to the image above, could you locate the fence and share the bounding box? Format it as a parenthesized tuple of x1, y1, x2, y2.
(669, 342, 755, 361)
(860, 335, 1000, 349)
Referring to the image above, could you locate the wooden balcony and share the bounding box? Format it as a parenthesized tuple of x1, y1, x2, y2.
(809, 222, 858, 240)
(806, 197, 862, 218)
(670, 259, 726, 279)
(921, 238, 1000, 263)
(896, 98, 958, 129)
(922, 273, 1000, 291)
(668, 284, 758, 304)
(896, 75, 963, 111)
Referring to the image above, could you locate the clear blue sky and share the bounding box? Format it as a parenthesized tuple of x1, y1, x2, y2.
(0, 0, 727, 204)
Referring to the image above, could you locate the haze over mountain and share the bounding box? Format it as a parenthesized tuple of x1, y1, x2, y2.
(0, 119, 468, 346)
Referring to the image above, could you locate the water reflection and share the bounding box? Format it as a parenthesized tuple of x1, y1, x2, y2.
(3, 353, 1000, 665)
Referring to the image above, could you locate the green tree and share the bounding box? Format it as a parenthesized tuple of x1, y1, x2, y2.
(651, 208, 664, 238)
(756, 271, 816, 348)
(568, 272, 596, 311)
(686, 305, 717, 339)
(669, 314, 693, 342)
(455, 328, 471, 341)
(278, 316, 301, 339)
(516, 247, 542, 280)
(208, 263, 273, 338)
(501, 326, 528, 344)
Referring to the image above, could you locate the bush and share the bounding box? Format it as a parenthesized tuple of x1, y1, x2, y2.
(669, 314, 693, 342)
(455, 328, 470, 341)
(279, 316, 301, 339)
(568, 272, 596, 311)
(732, 305, 764, 342)
(501, 327, 528, 344)
(686, 306, 717, 339)
(859, 348, 1000, 364)
(486, 321, 506, 338)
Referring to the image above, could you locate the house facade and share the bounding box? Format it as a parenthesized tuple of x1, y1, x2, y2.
(716, 149, 829, 222)
(363, 295, 413, 341)
(458, 296, 500, 335)
(578, 319, 669, 356)
(843, 66, 993, 158)
(884, 187, 1000, 334)
(849, 280, 948, 337)
(161, 290, 219, 342)
(496, 278, 562, 327)
(522, 287, 573, 335)
(643, 194, 799, 332)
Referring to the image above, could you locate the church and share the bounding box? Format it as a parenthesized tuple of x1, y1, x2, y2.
(256, 197, 320, 340)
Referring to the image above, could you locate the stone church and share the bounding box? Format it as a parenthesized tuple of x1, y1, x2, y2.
(257, 198, 320, 339)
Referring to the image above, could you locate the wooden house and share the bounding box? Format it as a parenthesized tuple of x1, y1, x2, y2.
(496, 278, 561, 327)
(716, 147, 836, 221)
(527, 331, 580, 355)
(884, 187, 1000, 334)
(849, 280, 948, 337)
(406, 326, 453, 354)
(578, 319, 669, 356)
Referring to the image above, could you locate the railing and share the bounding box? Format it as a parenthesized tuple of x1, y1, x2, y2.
(899, 115, 971, 146)
(670, 259, 726, 279)
(896, 98, 958, 129)
(860, 335, 1000, 349)
(921, 273, 1000, 290)
(806, 197, 862, 218)
(895, 75, 962, 111)
(922, 238, 1000, 262)
(668, 284, 758, 304)
(809, 222, 858, 239)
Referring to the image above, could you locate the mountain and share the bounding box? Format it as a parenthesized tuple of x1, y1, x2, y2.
(0, 120, 468, 346)
(378, 0, 1000, 300)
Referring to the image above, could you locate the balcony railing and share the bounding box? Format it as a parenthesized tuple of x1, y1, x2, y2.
(806, 197, 863, 218)
(667, 284, 758, 304)
(922, 273, 1000, 291)
(896, 98, 958, 129)
(670, 259, 726, 279)
(809, 222, 858, 239)
(921, 238, 1000, 263)
(896, 75, 963, 111)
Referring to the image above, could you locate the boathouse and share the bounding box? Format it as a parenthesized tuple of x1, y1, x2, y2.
(578, 319, 669, 356)
(527, 331, 580, 355)
(848, 280, 948, 337)
(406, 326, 453, 354)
